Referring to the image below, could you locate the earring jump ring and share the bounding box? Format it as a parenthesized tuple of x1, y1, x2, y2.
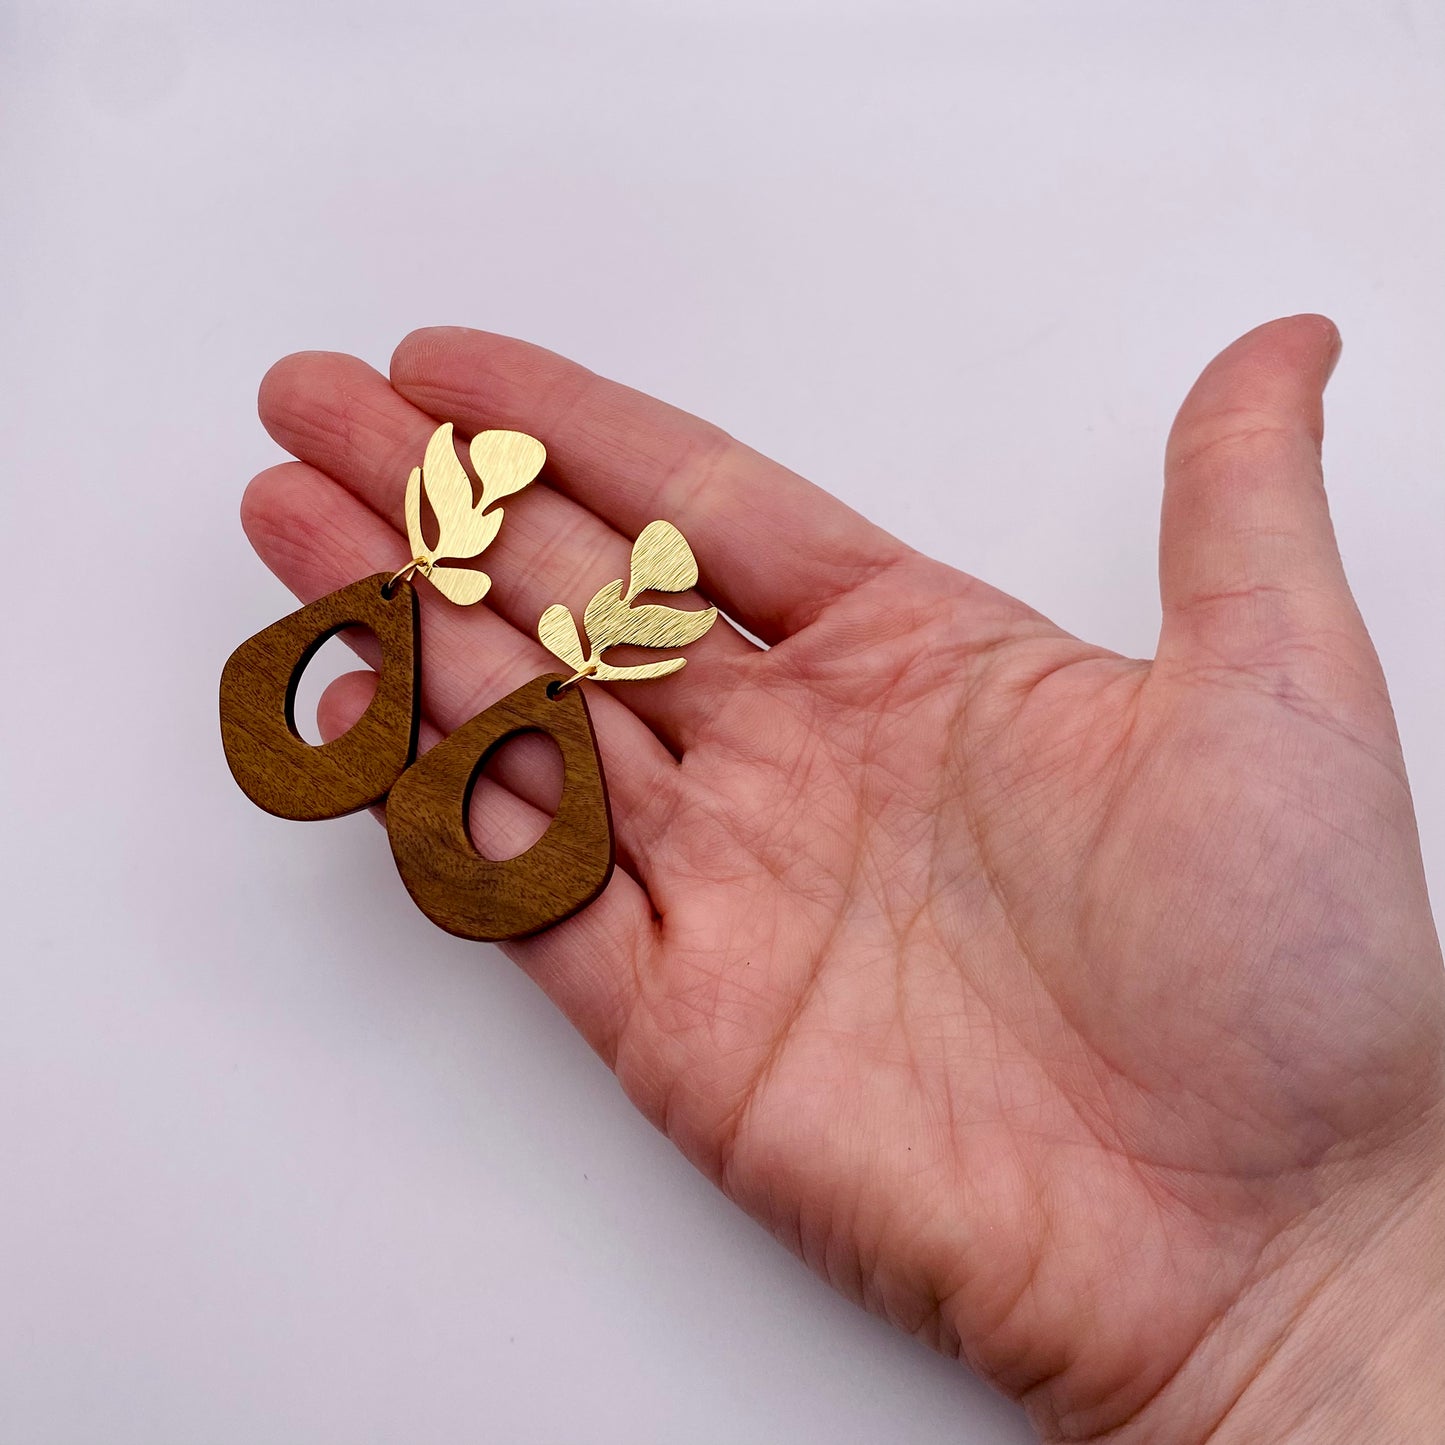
(384, 558, 430, 596)
(549, 661, 598, 697)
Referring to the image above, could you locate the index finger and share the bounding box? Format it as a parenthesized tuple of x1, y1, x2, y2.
(389, 327, 910, 643)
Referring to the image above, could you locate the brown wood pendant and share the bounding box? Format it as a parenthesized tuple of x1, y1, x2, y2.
(384, 674, 615, 941)
(220, 573, 421, 821)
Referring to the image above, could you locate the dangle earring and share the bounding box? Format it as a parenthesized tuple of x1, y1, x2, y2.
(384, 520, 717, 941)
(220, 422, 544, 820)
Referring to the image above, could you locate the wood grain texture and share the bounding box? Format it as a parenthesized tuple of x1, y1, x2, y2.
(220, 573, 420, 821)
(385, 674, 615, 941)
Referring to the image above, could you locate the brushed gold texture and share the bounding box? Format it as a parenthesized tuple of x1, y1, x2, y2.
(539, 520, 717, 688)
(402, 423, 545, 605)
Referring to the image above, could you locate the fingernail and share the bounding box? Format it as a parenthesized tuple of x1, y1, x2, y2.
(1322, 324, 1343, 384)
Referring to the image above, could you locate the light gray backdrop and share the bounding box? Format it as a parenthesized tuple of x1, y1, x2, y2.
(2, 2, 1440, 1441)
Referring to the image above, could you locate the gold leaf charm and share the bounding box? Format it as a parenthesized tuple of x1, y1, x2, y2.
(537, 604, 587, 673)
(626, 519, 700, 598)
(402, 423, 545, 605)
(538, 521, 717, 686)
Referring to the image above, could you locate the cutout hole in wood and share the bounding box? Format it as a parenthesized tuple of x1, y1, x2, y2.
(465, 730, 565, 861)
(291, 624, 378, 746)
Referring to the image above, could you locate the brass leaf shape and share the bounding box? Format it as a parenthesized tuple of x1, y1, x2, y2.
(404, 424, 545, 603)
(591, 656, 688, 683)
(414, 423, 473, 555)
(428, 566, 492, 606)
(404, 464, 425, 566)
(582, 580, 631, 653)
(537, 604, 586, 672)
(536, 521, 717, 683)
(471, 431, 546, 509)
(447, 506, 504, 569)
(626, 520, 700, 601)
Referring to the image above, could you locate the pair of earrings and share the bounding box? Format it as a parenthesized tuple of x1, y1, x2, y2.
(220, 423, 716, 941)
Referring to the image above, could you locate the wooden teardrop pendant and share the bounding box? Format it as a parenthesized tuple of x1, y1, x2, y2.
(220, 573, 421, 821)
(384, 675, 615, 941)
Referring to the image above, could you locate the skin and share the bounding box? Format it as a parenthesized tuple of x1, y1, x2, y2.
(241, 315, 1444, 1442)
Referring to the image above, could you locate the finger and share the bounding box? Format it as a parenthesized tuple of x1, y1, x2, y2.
(241, 460, 685, 876)
(1157, 314, 1384, 703)
(258, 350, 759, 755)
(387, 326, 912, 643)
(317, 671, 647, 1064)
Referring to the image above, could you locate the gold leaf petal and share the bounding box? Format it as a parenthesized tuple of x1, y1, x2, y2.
(403, 465, 429, 564)
(470, 431, 545, 509)
(428, 565, 492, 606)
(538, 604, 586, 671)
(582, 579, 630, 655)
(626, 520, 699, 601)
(446, 504, 503, 564)
(593, 601, 717, 651)
(421, 423, 475, 557)
(591, 657, 687, 683)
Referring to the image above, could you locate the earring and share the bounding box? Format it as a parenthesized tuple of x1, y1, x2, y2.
(384, 520, 717, 941)
(220, 422, 544, 820)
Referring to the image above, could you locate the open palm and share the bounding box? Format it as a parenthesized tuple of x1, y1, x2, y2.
(242, 316, 1444, 1443)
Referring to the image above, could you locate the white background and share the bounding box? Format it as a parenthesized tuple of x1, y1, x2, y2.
(2, 2, 1441, 1441)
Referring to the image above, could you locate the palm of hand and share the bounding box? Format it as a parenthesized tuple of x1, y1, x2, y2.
(243, 316, 1444, 1442)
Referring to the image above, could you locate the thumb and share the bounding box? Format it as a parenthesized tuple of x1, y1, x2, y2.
(1156, 315, 1379, 703)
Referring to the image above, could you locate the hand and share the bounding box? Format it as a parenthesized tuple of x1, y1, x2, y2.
(241, 316, 1445, 1443)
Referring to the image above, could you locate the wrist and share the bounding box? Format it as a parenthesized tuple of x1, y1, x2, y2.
(1103, 1107, 1445, 1445)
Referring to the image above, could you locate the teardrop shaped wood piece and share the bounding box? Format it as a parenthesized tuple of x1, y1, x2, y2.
(220, 573, 421, 820)
(385, 674, 615, 941)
